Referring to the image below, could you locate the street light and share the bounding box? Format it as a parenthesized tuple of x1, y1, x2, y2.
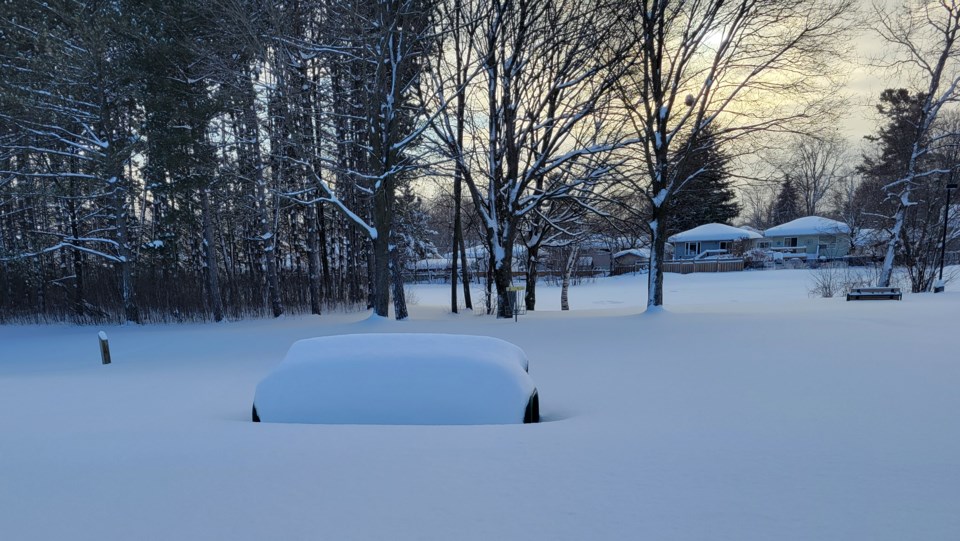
(939, 179, 958, 284)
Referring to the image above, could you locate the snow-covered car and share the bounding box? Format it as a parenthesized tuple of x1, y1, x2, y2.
(252, 333, 539, 425)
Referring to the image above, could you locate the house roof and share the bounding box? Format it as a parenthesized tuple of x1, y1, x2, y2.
(614, 248, 650, 259)
(668, 223, 762, 243)
(765, 216, 851, 237)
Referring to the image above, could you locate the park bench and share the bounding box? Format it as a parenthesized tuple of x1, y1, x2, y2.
(846, 287, 902, 301)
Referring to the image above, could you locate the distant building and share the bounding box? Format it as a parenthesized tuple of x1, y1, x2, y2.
(763, 216, 851, 259)
(612, 248, 650, 274)
(668, 223, 762, 259)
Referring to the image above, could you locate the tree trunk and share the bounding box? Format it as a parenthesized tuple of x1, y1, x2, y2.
(262, 195, 283, 318)
(201, 187, 224, 322)
(647, 207, 668, 308)
(561, 246, 579, 311)
(372, 231, 390, 317)
(67, 194, 84, 321)
(450, 11, 468, 312)
(524, 243, 540, 310)
(878, 193, 909, 287)
(450, 173, 462, 313)
(240, 68, 283, 317)
(391, 241, 408, 320)
(458, 229, 473, 310)
(112, 178, 138, 324)
(305, 202, 322, 315)
(494, 246, 514, 319)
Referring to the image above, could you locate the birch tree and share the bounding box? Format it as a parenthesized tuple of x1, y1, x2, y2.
(861, 89, 960, 292)
(871, 0, 960, 288)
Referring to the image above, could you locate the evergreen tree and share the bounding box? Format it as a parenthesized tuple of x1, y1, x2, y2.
(854, 89, 925, 227)
(858, 88, 954, 292)
(394, 184, 440, 270)
(770, 177, 802, 225)
(665, 130, 741, 235)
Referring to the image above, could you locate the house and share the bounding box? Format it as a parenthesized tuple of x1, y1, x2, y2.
(763, 216, 851, 259)
(612, 248, 650, 274)
(668, 223, 762, 259)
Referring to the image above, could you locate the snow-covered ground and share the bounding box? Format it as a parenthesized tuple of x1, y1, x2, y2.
(2, 269, 958, 540)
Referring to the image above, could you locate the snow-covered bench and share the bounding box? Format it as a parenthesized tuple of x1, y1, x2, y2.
(846, 287, 902, 301)
(253, 333, 539, 425)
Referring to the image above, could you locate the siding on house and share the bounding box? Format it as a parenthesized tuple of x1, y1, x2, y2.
(668, 223, 762, 259)
(763, 216, 852, 259)
(674, 239, 753, 259)
(612, 252, 649, 274)
(765, 233, 851, 258)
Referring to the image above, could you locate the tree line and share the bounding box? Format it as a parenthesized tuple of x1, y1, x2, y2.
(1, 0, 956, 323)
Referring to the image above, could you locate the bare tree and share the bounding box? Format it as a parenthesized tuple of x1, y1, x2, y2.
(431, 0, 635, 317)
(739, 181, 777, 230)
(617, 0, 855, 308)
(429, 0, 480, 314)
(871, 0, 960, 288)
(773, 132, 852, 216)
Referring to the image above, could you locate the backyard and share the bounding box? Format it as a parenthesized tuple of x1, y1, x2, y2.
(1, 269, 958, 540)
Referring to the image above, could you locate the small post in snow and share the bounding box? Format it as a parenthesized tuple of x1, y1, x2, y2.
(98, 331, 111, 365)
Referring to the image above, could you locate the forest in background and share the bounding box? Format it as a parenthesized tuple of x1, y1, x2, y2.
(1, 0, 958, 323)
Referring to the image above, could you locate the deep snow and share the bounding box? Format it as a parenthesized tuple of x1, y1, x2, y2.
(1, 269, 958, 540)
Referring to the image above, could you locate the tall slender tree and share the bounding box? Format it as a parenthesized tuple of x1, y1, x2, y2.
(617, 0, 855, 308)
(871, 1, 960, 288)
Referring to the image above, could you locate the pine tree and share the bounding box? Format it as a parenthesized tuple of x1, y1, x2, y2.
(858, 88, 954, 292)
(665, 130, 741, 235)
(771, 177, 802, 225)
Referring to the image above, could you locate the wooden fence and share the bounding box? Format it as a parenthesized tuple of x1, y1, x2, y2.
(662, 259, 745, 274)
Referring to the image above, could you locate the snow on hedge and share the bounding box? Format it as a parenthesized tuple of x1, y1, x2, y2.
(668, 223, 762, 243)
(254, 333, 535, 425)
(764, 216, 851, 237)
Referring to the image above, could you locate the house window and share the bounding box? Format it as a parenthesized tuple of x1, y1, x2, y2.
(784, 237, 799, 247)
(686, 242, 700, 255)
(757, 241, 771, 249)
(719, 241, 731, 251)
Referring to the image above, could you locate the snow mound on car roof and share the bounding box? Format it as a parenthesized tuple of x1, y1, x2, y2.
(254, 333, 536, 425)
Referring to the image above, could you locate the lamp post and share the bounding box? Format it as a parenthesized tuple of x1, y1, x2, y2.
(939, 180, 957, 283)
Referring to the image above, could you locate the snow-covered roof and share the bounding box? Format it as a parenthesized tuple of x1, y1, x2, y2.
(765, 216, 851, 237)
(254, 334, 535, 425)
(668, 223, 762, 243)
(614, 248, 650, 259)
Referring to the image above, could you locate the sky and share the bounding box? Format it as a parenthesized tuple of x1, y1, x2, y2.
(846, 24, 894, 145)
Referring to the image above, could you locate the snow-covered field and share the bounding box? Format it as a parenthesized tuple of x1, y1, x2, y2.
(2, 269, 958, 540)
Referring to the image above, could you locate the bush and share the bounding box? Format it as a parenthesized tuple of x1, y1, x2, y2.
(808, 262, 900, 298)
(744, 248, 774, 269)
